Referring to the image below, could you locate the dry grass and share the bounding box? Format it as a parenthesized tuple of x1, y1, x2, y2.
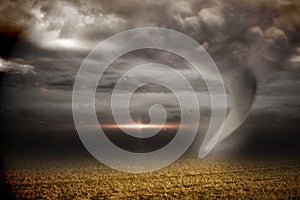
(1, 157, 300, 199)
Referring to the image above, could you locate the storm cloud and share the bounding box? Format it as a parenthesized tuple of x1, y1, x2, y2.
(0, 0, 300, 159)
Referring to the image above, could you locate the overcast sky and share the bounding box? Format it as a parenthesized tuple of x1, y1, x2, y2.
(0, 0, 300, 162)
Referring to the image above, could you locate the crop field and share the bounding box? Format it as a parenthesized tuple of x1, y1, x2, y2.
(1, 157, 300, 199)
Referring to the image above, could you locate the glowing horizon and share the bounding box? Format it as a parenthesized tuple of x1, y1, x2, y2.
(100, 123, 179, 130)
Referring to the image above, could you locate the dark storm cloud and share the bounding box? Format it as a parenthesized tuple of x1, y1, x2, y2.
(0, 0, 297, 63)
(1, 0, 299, 107)
(0, 0, 300, 158)
(0, 1, 35, 35)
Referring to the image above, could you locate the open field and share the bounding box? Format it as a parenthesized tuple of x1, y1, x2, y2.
(1, 157, 300, 199)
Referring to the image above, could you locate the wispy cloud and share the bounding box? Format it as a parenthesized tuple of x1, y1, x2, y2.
(0, 58, 35, 74)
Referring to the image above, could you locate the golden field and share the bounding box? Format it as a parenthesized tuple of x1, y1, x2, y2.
(1, 157, 300, 199)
